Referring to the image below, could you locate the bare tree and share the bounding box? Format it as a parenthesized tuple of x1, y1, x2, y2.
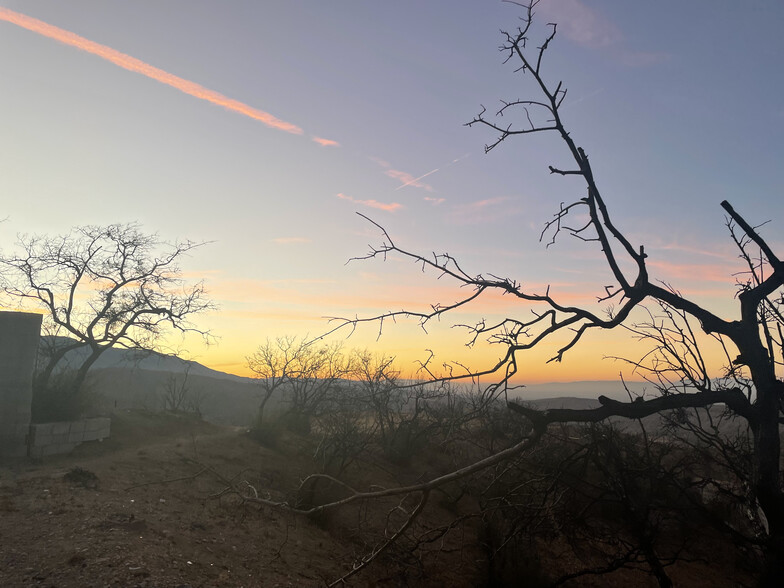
(326, 2, 783, 582)
(482, 421, 718, 587)
(247, 337, 354, 434)
(194, 4, 782, 584)
(352, 349, 400, 444)
(247, 335, 306, 426)
(309, 350, 399, 473)
(161, 363, 192, 413)
(0, 223, 213, 403)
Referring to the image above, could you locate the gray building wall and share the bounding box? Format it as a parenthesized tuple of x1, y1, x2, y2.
(0, 311, 42, 458)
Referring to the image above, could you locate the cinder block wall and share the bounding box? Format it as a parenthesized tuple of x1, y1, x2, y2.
(28, 417, 111, 458)
(0, 311, 42, 459)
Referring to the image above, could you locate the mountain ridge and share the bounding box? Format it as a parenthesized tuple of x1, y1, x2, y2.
(43, 336, 643, 398)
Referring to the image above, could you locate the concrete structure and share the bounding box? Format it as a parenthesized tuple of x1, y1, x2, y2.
(28, 417, 111, 458)
(0, 311, 42, 459)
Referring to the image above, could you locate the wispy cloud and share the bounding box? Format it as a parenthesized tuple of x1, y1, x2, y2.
(369, 156, 435, 191)
(424, 196, 446, 205)
(536, 0, 620, 48)
(375, 153, 470, 193)
(647, 260, 737, 284)
(207, 277, 337, 304)
(271, 237, 311, 244)
(220, 308, 324, 322)
(368, 156, 392, 168)
(210, 277, 453, 311)
(0, 8, 303, 134)
(337, 193, 402, 212)
(393, 169, 440, 192)
(464, 197, 508, 209)
(449, 196, 519, 225)
(384, 169, 434, 192)
(563, 88, 605, 110)
(312, 136, 339, 147)
(653, 242, 736, 262)
(535, 1, 670, 67)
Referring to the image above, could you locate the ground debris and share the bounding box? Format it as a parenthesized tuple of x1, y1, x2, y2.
(63, 466, 99, 490)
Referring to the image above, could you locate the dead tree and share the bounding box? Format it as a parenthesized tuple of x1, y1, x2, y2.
(325, 2, 783, 583)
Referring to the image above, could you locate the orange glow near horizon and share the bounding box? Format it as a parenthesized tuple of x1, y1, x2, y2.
(195, 329, 654, 383)
(0, 8, 304, 134)
(188, 298, 738, 386)
(183, 266, 743, 384)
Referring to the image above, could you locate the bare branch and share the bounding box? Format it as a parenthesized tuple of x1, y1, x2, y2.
(508, 387, 754, 427)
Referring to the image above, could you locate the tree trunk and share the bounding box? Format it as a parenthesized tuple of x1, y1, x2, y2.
(257, 388, 275, 425)
(643, 549, 673, 588)
(749, 374, 784, 587)
(38, 342, 83, 391)
(755, 414, 784, 585)
(72, 345, 106, 395)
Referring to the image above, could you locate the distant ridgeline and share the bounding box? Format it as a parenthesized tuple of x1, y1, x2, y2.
(39, 337, 695, 430)
(39, 335, 244, 381)
(38, 336, 260, 426)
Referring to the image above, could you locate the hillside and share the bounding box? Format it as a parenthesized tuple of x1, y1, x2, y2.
(43, 336, 649, 427)
(41, 336, 251, 384)
(0, 411, 486, 587)
(0, 409, 753, 587)
(87, 367, 261, 426)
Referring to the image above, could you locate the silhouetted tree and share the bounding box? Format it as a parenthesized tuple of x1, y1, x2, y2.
(248, 337, 353, 434)
(161, 363, 192, 413)
(0, 223, 213, 406)
(330, 2, 783, 583)
(206, 4, 782, 584)
(247, 335, 308, 426)
(481, 421, 722, 587)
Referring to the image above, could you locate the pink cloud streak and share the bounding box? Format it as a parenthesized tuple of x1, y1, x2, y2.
(425, 196, 446, 205)
(0, 7, 303, 134)
(385, 169, 434, 192)
(312, 136, 340, 147)
(647, 260, 737, 284)
(337, 193, 402, 212)
(449, 196, 518, 225)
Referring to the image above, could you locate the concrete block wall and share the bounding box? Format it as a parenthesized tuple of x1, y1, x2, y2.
(0, 311, 112, 460)
(0, 311, 42, 459)
(28, 417, 111, 458)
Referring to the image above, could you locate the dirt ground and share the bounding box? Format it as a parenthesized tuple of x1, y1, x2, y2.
(0, 411, 483, 588)
(0, 411, 759, 588)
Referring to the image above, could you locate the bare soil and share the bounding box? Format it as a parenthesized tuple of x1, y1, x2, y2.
(0, 411, 758, 587)
(0, 411, 483, 587)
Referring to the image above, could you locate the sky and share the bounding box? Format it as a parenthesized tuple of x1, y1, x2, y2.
(0, 0, 782, 384)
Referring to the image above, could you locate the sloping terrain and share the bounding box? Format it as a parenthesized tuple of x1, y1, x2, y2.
(0, 411, 484, 587)
(87, 367, 261, 426)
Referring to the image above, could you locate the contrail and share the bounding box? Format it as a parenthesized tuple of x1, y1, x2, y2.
(0, 7, 303, 134)
(393, 153, 471, 191)
(563, 88, 604, 110)
(393, 167, 439, 191)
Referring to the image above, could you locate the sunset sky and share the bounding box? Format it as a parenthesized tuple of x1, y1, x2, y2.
(1, 1, 782, 384)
